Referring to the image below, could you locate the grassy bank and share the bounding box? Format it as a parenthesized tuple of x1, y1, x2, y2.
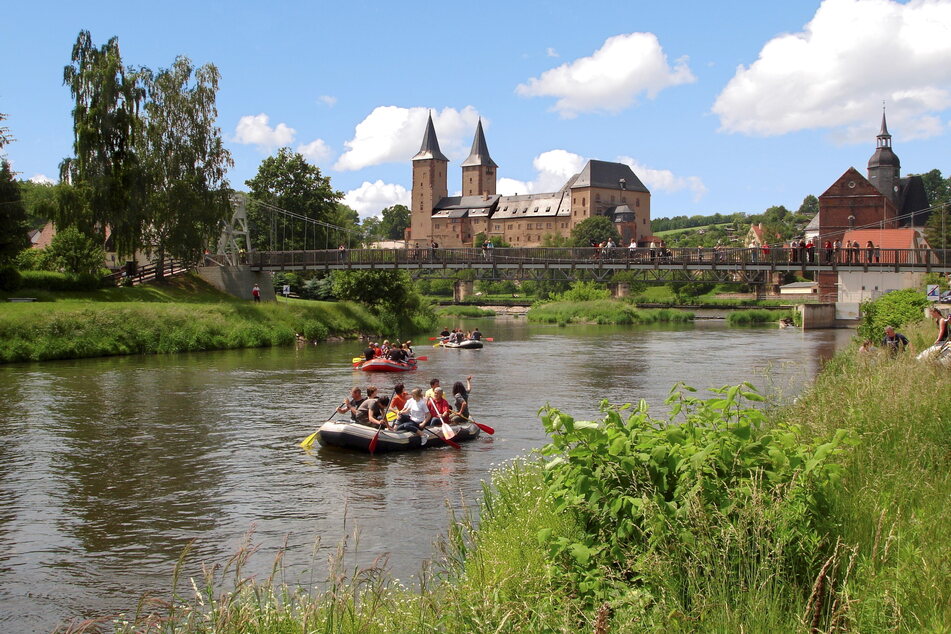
(726, 307, 800, 325)
(527, 298, 693, 325)
(0, 275, 385, 363)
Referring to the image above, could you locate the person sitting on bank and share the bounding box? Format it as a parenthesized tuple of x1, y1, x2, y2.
(882, 326, 909, 355)
(337, 387, 365, 422)
(917, 307, 950, 362)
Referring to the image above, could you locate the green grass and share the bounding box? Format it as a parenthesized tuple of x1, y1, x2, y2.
(726, 308, 800, 325)
(84, 318, 950, 633)
(527, 299, 694, 325)
(0, 275, 385, 363)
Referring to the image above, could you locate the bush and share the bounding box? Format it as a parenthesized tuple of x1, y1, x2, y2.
(45, 226, 105, 275)
(19, 270, 103, 291)
(538, 385, 849, 604)
(553, 281, 610, 302)
(857, 289, 929, 341)
(0, 266, 22, 291)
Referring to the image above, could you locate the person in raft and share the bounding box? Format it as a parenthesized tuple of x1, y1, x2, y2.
(337, 387, 365, 422)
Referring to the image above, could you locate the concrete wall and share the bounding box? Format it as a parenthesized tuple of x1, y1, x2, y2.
(197, 265, 275, 301)
(798, 303, 836, 329)
(453, 280, 474, 302)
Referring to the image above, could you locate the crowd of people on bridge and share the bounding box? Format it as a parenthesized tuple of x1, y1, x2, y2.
(337, 376, 474, 444)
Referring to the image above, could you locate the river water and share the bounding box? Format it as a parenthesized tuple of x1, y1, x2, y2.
(0, 317, 853, 632)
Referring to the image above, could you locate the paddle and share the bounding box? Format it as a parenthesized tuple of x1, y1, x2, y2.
(428, 399, 462, 450)
(454, 411, 495, 435)
(424, 426, 461, 450)
(300, 405, 341, 449)
(368, 421, 384, 454)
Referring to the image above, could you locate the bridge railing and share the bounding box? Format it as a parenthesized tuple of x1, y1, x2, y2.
(238, 246, 951, 270)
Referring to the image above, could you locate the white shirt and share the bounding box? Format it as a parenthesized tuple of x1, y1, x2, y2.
(403, 398, 429, 424)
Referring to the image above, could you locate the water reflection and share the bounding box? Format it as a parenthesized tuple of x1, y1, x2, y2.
(0, 318, 853, 631)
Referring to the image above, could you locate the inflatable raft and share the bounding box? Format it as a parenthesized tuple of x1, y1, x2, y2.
(439, 339, 484, 349)
(353, 358, 418, 372)
(315, 419, 481, 453)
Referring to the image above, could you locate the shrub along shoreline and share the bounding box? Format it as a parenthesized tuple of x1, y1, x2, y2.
(90, 302, 950, 632)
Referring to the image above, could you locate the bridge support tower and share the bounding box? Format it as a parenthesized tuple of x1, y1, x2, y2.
(453, 280, 474, 302)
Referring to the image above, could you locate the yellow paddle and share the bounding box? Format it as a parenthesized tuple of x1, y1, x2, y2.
(300, 405, 341, 449)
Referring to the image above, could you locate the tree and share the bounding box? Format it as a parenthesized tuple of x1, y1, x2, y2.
(379, 204, 410, 240)
(360, 216, 384, 245)
(58, 30, 146, 256)
(0, 161, 30, 264)
(245, 148, 344, 251)
(139, 56, 232, 273)
(0, 112, 13, 151)
(915, 169, 951, 248)
(570, 216, 621, 247)
(797, 195, 819, 217)
(45, 226, 105, 275)
(17, 180, 58, 230)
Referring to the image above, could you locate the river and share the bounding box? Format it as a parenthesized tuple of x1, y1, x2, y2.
(0, 317, 853, 632)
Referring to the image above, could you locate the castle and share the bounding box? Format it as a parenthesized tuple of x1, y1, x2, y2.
(408, 114, 652, 247)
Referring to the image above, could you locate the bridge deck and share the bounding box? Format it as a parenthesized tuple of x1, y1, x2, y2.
(226, 246, 951, 277)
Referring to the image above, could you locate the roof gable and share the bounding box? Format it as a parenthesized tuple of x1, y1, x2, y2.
(570, 160, 649, 193)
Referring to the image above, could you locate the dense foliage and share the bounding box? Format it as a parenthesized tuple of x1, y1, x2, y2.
(0, 160, 30, 264)
(538, 385, 848, 603)
(856, 288, 929, 341)
(245, 148, 350, 251)
(569, 215, 620, 247)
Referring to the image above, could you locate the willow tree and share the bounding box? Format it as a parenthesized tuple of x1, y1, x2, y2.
(139, 57, 232, 272)
(59, 30, 146, 255)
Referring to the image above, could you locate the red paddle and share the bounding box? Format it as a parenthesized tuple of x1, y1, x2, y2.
(457, 413, 494, 435)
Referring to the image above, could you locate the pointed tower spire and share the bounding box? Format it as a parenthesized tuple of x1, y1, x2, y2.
(412, 112, 449, 162)
(868, 104, 900, 203)
(461, 118, 497, 168)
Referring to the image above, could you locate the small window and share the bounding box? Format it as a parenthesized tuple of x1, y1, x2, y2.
(636, 199, 640, 207)
(595, 193, 601, 201)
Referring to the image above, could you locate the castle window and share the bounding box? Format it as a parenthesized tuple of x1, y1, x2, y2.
(546, 222, 552, 229)
(636, 199, 640, 207)
(507, 224, 513, 230)
(595, 193, 600, 201)
(582, 198, 586, 206)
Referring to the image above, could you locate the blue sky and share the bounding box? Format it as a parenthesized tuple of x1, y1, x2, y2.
(2, 0, 950, 220)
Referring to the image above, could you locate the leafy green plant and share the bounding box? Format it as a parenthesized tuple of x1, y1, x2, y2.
(537, 383, 850, 603)
(857, 288, 929, 341)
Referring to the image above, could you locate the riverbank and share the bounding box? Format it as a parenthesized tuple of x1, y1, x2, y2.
(0, 275, 386, 363)
(94, 314, 949, 632)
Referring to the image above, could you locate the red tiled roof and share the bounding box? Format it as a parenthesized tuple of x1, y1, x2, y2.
(842, 228, 922, 250)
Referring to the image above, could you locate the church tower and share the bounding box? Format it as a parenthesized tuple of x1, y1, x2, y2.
(867, 109, 901, 205)
(410, 112, 448, 243)
(460, 118, 497, 197)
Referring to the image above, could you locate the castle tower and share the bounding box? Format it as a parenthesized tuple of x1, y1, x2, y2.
(867, 109, 901, 205)
(460, 118, 497, 197)
(410, 112, 448, 243)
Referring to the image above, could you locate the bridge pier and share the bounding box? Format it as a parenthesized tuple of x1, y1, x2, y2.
(798, 303, 836, 329)
(453, 280, 474, 302)
(197, 265, 275, 301)
(611, 282, 630, 298)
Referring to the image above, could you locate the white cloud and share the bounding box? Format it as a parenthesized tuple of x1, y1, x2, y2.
(497, 149, 587, 195)
(29, 174, 55, 185)
(318, 95, 337, 107)
(334, 106, 482, 171)
(343, 180, 410, 219)
(546, 47, 559, 58)
(616, 156, 708, 202)
(233, 113, 296, 151)
(713, 0, 951, 141)
(497, 149, 706, 202)
(296, 138, 332, 164)
(516, 32, 696, 118)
